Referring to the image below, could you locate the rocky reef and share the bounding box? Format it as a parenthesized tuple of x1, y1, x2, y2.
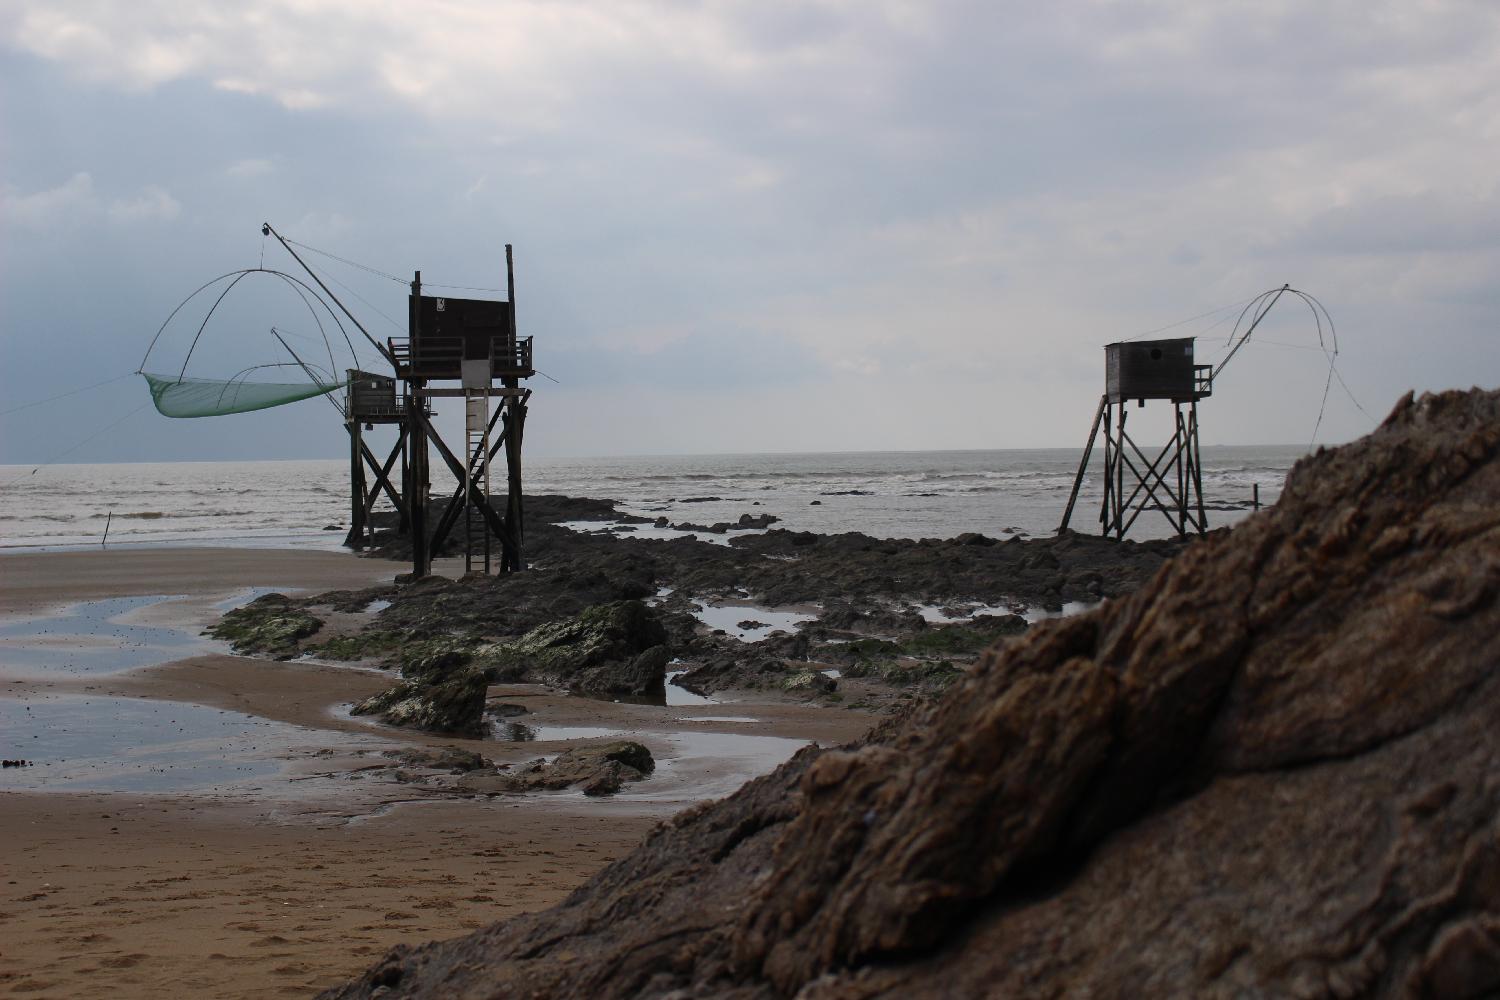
(458, 741, 656, 798)
(322, 387, 1500, 998)
(350, 666, 489, 736)
(204, 593, 322, 659)
(203, 490, 1182, 721)
(349, 600, 670, 734)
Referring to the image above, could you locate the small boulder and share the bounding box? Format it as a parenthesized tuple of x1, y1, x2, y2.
(391, 746, 489, 773)
(206, 594, 323, 659)
(351, 668, 489, 736)
(954, 532, 997, 546)
(457, 741, 655, 797)
(783, 670, 837, 694)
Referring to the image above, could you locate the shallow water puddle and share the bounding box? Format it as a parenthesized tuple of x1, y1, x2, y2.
(693, 603, 817, 642)
(915, 599, 1099, 625)
(490, 722, 627, 742)
(627, 730, 809, 803)
(554, 519, 768, 548)
(1020, 600, 1100, 623)
(212, 586, 283, 612)
(0, 595, 207, 678)
(493, 723, 809, 805)
(0, 694, 314, 792)
(665, 669, 715, 707)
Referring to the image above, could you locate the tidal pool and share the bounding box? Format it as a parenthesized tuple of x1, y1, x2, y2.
(0, 694, 331, 793)
(0, 595, 206, 679)
(692, 602, 818, 642)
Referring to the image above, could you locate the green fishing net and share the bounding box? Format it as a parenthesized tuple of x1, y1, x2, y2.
(141, 372, 347, 418)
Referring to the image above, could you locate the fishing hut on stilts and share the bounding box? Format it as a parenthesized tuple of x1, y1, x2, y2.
(1058, 338, 1214, 538)
(136, 224, 540, 578)
(259, 224, 535, 578)
(393, 259, 533, 578)
(1058, 284, 1336, 539)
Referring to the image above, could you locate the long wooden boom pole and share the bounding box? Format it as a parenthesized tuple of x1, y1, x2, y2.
(261, 222, 396, 371)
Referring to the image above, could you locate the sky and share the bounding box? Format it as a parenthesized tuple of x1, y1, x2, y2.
(2, 0, 1497, 464)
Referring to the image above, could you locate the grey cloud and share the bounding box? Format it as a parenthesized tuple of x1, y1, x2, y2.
(1282, 192, 1500, 255)
(2, 2, 1498, 462)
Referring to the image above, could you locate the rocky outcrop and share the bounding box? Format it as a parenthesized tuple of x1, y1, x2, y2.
(458, 741, 655, 797)
(780, 669, 837, 694)
(340, 602, 672, 734)
(323, 387, 1500, 999)
(387, 746, 489, 773)
(673, 513, 782, 533)
(306, 490, 1182, 707)
(349, 667, 489, 736)
(477, 600, 669, 696)
(204, 593, 322, 659)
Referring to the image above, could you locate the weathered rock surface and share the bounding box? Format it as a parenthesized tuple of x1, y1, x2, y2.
(490, 600, 668, 695)
(780, 669, 837, 694)
(350, 667, 489, 736)
(322, 387, 1500, 999)
(274, 493, 1182, 704)
(204, 593, 322, 659)
(458, 741, 656, 797)
(386, 746, 490, 773)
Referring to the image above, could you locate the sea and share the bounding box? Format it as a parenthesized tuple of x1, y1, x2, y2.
(0, 447, 1305, 552)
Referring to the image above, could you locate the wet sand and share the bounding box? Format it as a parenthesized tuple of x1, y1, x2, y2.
(0, 548, 873, 999)
(0, 793, 657, 999)
(0, 547, 400, 615)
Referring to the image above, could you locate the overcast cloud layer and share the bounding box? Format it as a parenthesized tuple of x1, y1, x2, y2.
(2, 0, 1497, 463)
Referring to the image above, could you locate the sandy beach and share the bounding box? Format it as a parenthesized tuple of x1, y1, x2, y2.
(0, 547, 873, 999)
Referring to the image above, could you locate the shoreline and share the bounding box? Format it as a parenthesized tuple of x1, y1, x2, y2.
(0, 540, 878, 998)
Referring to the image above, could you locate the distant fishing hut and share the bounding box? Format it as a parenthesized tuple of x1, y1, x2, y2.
(1059, 337, 1213, 538)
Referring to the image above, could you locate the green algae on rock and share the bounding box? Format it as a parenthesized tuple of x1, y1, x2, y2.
(205, 593, 322, 659)
(781, 670, 837, 694)
(480, 601, 666, 676)
(312, 630, 402, 661)
(350, 667, 489, 736)
(840, 657, 965, 689)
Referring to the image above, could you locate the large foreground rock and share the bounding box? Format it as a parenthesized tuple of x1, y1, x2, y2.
(324, 387, 1500, 999)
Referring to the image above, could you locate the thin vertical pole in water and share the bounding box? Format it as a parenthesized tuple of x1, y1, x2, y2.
(102, 510, 112, 547)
